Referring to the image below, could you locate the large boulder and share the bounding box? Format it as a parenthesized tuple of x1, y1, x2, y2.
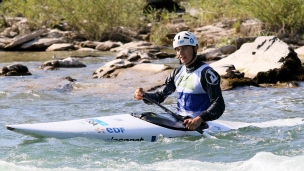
(4, 29, 46, 49)
(210, 36, 302, 84)
(20, 38, 64, 50)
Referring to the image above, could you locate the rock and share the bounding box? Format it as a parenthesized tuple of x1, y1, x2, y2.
(57, 57, 86, 67)
(221, 65, 245, 79)
(78, 40, 101, 48)
(92, 59, 135, 78)
(295, 46, 304, 55)
(46, 29, 65, 38)
(211, 36, 294, 78)
(194, 24, 235, 47)
(166, 23, 190, 34)
(220, 77, 260, 90)
(16, 18, 31, 35)
(76, 47, 98, 52)
(110, 41, 159, 53)
(126, 51, 153, 62)
(127, 52, 141, 62)
(5, 17, 25, 27)
(0, 64, 31, 76)
(40, 57, 86, 69)
(0, 37, 13, 46)
(154, 52, 176, 59)
(220, 45, 237, 54)
(20, 38, 64, 50)
(46, 43, 77, 51)
(95, 41, 122, 51)
(253, 48, 302, 84)
(139, 59, 152, 63)
(115, 63, 173, 91)
(113, 41, 160, 60)
(211, 36, 303, 85)
(198, 47, 223, 61)
(4, 29, 46, 49)
(1, 27, 18, 38)
(240, 19, 263, 37)
(233, 37, 256, 49)
(198, 45, 236, 61)
(100, 27, 140, 43)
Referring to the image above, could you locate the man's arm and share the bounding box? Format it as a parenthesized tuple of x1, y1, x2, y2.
(143, 67, 182, 104)
(199, 67, 225, 121)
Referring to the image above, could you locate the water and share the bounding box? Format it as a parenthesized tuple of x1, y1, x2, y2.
(0, 51, 304, 171)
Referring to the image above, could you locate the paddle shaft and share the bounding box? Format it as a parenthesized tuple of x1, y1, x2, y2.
(143, 94, 204, 134)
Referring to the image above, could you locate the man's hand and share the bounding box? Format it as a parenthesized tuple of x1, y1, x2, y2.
(133, 88, 145, 100)
(184, 116, 203, 130)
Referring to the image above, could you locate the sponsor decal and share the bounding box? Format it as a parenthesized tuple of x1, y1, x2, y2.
(106, 137, 144, 142)
(205, 68, 219, 85)
(178, 40, 184, 44)
(95, 127, 105, 133)
(214, 126, 221, 131)
(190, 38, 194, 44)
(87, 119, 108, 126)
(106, 127, 125, 133)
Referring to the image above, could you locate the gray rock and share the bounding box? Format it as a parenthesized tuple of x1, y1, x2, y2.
(20, 38, 64, 50)
(0, 64, 31, 76)
(40, 57, 86, 69)
(210, 36, 292, 78)
(96, 41, 122, 51)
(92, 59, 135, 78)
(46, 43, 76, 51)
(5, 29, 46, 49)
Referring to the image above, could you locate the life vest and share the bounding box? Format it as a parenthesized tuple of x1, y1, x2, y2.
(174, 64, 211, 117)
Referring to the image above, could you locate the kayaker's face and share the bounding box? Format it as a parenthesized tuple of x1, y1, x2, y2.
(175, 45, 197, 65)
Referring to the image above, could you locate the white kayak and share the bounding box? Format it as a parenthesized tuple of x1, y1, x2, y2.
(6, 112, 304, 142)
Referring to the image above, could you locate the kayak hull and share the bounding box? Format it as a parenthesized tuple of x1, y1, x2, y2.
(6, 113, 232, 142)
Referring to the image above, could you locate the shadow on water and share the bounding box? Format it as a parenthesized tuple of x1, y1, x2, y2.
(19, 137, 48, 145)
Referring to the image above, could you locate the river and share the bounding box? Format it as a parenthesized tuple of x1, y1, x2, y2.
(0, 51, 304, 171)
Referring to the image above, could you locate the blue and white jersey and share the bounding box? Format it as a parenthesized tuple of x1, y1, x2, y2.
(143, 59, 225, 122)
(174, 64, 211, 117)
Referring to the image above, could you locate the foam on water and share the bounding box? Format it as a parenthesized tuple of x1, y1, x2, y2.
(1, 152, 304, 171)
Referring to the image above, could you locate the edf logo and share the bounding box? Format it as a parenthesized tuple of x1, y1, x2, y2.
(106, 127, 125, 133)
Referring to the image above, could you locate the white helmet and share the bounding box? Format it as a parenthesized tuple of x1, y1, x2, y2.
(173, 31, 198, 49)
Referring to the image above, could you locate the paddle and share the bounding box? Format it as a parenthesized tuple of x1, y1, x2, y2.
(143, 94, 205, 134)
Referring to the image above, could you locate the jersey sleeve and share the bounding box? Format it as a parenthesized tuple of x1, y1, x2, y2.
(199, 67, 225, 121)
(143, 66, 182, 104)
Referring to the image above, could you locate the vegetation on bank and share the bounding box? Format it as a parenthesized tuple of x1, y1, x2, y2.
(0, 0, 304, 45)
(186, 0, 304, 35)
(0, 0, 146, 40)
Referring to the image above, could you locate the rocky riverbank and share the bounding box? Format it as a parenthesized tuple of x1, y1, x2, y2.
(0, 16, 304, 91)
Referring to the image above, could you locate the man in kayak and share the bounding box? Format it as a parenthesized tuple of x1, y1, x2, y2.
(133, 31, 225, 131)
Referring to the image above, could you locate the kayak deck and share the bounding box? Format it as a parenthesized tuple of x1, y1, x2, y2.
(6, 113, 213, 142)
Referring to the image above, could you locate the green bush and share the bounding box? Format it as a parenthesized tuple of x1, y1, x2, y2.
(185, 0, 304, 34)
(184, 0, 247, 25)
(241, 0, 304, 33)
(0, 0, 146, 40)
